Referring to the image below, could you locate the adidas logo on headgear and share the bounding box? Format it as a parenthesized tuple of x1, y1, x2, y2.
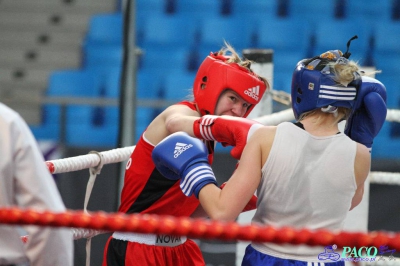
(244, 85, 260, 101)
(174, 142, 193, 158)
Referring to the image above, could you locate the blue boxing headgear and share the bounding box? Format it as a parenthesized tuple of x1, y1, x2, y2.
(291, 38, 362, 120)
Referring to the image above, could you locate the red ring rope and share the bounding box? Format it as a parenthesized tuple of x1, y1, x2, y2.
(1, 207, 399, 250)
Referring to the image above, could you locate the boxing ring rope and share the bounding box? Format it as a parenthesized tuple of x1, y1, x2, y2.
(39, 107, 400, 253)
(45, 146, 134, 175)
(1, 207, 400, 250)
(3, 107, 400, 265)
(43, 108, 400, 243)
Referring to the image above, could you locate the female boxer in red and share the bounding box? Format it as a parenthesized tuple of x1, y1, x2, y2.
(102, 43, 269, 266)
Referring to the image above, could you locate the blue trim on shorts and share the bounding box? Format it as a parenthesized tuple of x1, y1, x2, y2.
(241, 245, 345, 266)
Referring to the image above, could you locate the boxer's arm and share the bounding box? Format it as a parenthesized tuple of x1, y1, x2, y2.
(190, 204, 208, 218)
(144, 104, 199, 146)
(198, 127, 267, 221)
(193, 115, 263, 159)
(220, 182, 258, 212)
(350, 143, 371, 210)
(163, 105, 200, 137)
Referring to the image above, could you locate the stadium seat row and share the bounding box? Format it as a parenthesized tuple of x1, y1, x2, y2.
(33, 4, 400, 157)
(30, 66, 163, 148)
(137, 0, 400, 23)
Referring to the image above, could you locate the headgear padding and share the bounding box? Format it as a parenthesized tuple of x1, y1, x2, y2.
(193, 53, 268, 117)
(291, 50, 361, 120)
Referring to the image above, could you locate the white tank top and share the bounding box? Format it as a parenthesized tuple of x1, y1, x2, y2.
(252, 122, 357, 262)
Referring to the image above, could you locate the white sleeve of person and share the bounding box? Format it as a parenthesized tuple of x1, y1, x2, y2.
(152, 132, 217, 198)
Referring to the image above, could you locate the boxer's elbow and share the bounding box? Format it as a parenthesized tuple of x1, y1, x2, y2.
(350, 186, 364, 211)
(165, 115, 181, 134)
(209, 211, 237, 222)
(199, 187, 239, 222)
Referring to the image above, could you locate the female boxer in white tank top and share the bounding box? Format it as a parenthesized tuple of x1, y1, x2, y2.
(195, 50, 376, 265)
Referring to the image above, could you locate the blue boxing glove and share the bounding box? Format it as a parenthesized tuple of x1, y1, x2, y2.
(152, 132, 217, 197)
(344, 76, 387, 149)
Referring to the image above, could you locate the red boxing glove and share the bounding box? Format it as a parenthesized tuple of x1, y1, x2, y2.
(220, 182, 258, 212)
(193, 115, 263, 159)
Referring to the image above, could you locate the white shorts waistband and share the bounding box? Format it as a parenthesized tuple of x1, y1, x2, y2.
(112, 232, 187, 247)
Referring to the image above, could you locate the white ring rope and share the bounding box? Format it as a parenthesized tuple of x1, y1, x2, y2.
(254, 108, 400, 125)
(254, 108, 295, 125)
(386, 109, 400, 123)
(369, 171, 400, 185)
(47, 146, 134, 174)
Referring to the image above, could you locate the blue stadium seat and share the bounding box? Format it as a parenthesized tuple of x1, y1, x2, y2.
(103, 66, 122, 98)
(174, 0, 221, 18)
(231, 0, 279, 19)
(373, 53, 400, 82)
(345, 0, 394, 24)
(135, 69, 164, 139)
(372, 22, 400, 56)
(82, 12, 124, 89)
(273, 50, 305, 93)
(64, 68, 121, 147)
(64, 68, 163, 147)
(162, 70, 195, 102)
(136, 69, 162, 99)
(256, 18, 312, 56)
(136, 0, 171, 44)
(83, 44, 123, 71)
(83, 12, 123, 49)
(197, 15, 257, 56)
(313, 19, 371, 65)
(256, 18, 310, 94)
(139, 46, 192, 72)
(29, 104, 62, 141)
(371, 22, 400, 90)
(286, 0, 338, 23)
(137, 0, 166, 15)
(373, 122, 400, 159)
(372, 70, 400, 109)
(47, 69, 102, 97)
(141, 13, 198, 50)
(65, 104, 118, 147)
(30, 69, 102, 142)
(48, 70, 103, 146)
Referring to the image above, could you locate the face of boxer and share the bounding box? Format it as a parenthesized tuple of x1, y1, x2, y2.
(214, 89, 251, 117)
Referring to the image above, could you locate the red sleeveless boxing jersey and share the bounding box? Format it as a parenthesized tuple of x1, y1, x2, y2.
(118, 101, 214, 217)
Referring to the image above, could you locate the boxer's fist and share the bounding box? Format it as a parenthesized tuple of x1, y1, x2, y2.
(152, 132, 217, 197)
(193, 115, 263, 159)
(345, 77, 387, 149)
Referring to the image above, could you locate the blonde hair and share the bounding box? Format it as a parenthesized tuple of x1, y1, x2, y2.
(330, 60, 360, 86)
(329, 59, 381, 85)
(299, 107, 349, 126)
(216, 41, 270, 89)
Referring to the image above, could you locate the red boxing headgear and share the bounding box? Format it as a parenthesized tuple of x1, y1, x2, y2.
(193, 53, 268, 117)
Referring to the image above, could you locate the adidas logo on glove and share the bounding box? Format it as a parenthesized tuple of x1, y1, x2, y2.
(244, 85, 260, 101)
(174, 142, 193, 158)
